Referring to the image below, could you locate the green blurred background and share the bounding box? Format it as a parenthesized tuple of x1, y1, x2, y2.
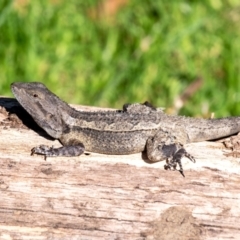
(1, 0, 240, 117)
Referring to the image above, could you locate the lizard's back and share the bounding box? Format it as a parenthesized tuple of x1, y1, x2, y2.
(60, 109, 162, 154)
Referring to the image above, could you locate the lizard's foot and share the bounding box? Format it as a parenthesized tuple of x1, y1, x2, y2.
(163, 147, 196, 177)
(31, 144, 85, 160)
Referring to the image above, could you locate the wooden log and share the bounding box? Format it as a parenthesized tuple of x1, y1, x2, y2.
(0, 97, 240, 239)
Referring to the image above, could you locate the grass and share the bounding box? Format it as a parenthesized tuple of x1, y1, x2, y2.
(1, 0, 240, 117)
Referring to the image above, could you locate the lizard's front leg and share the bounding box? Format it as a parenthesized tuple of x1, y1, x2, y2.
(146, 129, 195, 177)
(31, 143, 85, 160)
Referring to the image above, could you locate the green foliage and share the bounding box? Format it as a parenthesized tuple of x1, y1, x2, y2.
(1, 0, 240, 117)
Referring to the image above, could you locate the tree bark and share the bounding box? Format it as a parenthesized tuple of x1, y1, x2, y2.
(0, 97, 240, 239)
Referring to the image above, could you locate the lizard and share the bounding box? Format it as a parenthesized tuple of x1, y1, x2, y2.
(11, 82, 240, 177)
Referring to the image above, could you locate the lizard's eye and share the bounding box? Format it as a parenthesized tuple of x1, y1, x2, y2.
(33, 94, 38, 98)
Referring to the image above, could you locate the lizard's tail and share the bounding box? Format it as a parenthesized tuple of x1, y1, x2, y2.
(184, 116, 240, 142)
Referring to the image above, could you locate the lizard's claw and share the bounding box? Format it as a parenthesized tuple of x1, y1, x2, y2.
(164, 148, 196, 177)
(31, 145, 52, 160)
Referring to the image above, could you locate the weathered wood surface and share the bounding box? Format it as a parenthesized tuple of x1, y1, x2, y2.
(0, 97, 240, 240)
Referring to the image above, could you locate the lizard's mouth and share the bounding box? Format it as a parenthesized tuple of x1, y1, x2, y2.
(11, 82, 34, 114)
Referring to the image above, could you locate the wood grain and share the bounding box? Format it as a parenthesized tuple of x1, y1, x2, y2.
(0, 97, 240, 239)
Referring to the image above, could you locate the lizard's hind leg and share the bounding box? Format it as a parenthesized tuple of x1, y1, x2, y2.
(146, 128, 195, 177)
(163, 146, 195, 177)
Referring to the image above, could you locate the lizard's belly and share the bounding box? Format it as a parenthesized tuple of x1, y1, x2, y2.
(60, 128, 153, 155)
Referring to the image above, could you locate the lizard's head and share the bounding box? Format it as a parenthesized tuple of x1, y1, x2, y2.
(11, 82, 67, 138)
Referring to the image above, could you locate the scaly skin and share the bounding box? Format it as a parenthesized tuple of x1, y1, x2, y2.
(11, 82, 240, 176)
